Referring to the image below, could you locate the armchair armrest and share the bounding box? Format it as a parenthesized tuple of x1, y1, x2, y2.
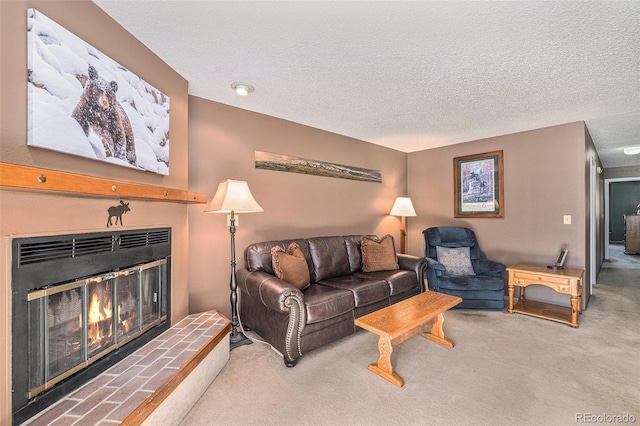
(472, 259, 506, 277)
(425, 257, 446, 273)
(237, 269, 305, 316)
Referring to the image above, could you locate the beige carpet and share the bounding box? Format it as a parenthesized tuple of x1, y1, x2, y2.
(603, 243, 640, 269)
(182, 269, 639, 426)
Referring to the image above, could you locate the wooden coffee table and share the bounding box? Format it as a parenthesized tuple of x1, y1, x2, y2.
(355, 291, 462, 387)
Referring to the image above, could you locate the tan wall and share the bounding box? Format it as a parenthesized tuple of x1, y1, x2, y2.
(187, 97, 409, 316)
(408, 122, 589, 305)
(0, 1, 190, 421)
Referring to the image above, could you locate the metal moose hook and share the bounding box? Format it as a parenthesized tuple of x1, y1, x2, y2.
(107, 200, 131, 227)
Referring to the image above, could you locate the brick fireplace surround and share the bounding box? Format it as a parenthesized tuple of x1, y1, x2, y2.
(23, 310, 230, 425)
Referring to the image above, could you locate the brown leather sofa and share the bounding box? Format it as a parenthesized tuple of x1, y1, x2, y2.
(237, 235, 426, 366)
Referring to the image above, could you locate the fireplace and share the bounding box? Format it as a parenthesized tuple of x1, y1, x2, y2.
(11, 228, 171, 424)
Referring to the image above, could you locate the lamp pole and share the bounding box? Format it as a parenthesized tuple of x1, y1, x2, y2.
(399, 215, 407, 254)
(228, 210, 251, 350)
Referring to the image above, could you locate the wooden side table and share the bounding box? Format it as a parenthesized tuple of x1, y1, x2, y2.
(507, 263, 583, 328)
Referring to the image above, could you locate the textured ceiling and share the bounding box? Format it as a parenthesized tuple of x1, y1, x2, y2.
(93, 1, 640, 169)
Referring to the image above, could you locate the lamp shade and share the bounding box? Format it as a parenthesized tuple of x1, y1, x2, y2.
(389, 197, 416, 217)
(204, 179, 263, 213)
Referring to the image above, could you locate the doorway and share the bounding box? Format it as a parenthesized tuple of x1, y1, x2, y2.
(600, 177, 640, 284)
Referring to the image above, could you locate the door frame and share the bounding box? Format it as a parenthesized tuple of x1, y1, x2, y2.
(589, 159, 597, 294)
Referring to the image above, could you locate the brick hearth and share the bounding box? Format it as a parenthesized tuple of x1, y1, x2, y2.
(24, 311, 231, 425)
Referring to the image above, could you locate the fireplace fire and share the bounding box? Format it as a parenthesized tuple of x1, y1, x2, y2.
(12, 228, 171, 424)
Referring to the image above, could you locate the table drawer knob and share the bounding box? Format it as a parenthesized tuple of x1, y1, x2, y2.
(558, 285, 569, 292)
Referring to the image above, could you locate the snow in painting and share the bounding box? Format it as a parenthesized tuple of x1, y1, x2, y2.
(27, 8, 170, 175)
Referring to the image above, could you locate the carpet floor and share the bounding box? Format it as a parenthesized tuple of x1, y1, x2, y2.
(182, 260, 639, 426)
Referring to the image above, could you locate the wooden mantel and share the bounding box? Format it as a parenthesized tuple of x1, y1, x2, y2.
(0, 162, 207, 204)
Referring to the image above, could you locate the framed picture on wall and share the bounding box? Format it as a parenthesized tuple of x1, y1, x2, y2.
(454, 150, 504, 218)
(27, 8, 171, 175)
(255, 150, 382, 183)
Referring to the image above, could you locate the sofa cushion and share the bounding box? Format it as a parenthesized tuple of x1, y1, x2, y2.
(308, 236, 351, 282)
(344, 235, 365, 273)
(361, 235, 399, 272)
(318, 275, 390, 307)
(436, 246, 475, 276)
(271, 242, 311, 290)
(245, 238, 311, 276)
(354, 269, 417, 296)
(302, 284, 355, 324)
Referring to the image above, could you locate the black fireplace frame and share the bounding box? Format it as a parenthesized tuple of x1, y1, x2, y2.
(11, 228, 172, 425)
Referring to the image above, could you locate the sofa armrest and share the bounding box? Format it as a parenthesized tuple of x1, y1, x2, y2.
(397, 253, 424, 272)
(472, 259, 506, 277)
(237, 268, 306, 365)
(397, 254, 427, 292)
(237, 269, 305, 316)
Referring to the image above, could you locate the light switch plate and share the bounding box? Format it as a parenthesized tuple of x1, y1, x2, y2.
(563, 215, 571, 225)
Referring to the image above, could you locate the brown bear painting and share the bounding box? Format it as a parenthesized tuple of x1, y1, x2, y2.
(28, 9, 170, 175)
(72, 66, 137, 166)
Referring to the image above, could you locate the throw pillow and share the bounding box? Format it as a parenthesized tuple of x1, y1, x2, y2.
(271, 242, 310, 290)
(361, 234, 399, 272)
(436, 246, 475, 276)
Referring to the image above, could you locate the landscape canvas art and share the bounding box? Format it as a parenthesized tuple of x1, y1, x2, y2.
(255, 151, 382, 183)
(27, 9, 170, 175)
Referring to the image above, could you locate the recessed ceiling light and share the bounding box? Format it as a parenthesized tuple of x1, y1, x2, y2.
(623, 146, 640, 155)
(231, 82, 254, 96)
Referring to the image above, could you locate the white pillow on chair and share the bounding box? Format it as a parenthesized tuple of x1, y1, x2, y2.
(436, 246, 475, 276)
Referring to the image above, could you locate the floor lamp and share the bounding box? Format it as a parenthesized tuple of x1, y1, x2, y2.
(205, 179, 263, 350)
(390, 197, 416, 254)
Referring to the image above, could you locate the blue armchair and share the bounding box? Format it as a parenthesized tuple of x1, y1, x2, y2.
(422, 227, 505, 309)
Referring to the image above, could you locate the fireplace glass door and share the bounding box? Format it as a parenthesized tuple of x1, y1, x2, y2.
(87, 277, 116, 358)
(27, 259, 167, 398)
(45, 286, 84, 387)
(140, 260, 168, 330)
